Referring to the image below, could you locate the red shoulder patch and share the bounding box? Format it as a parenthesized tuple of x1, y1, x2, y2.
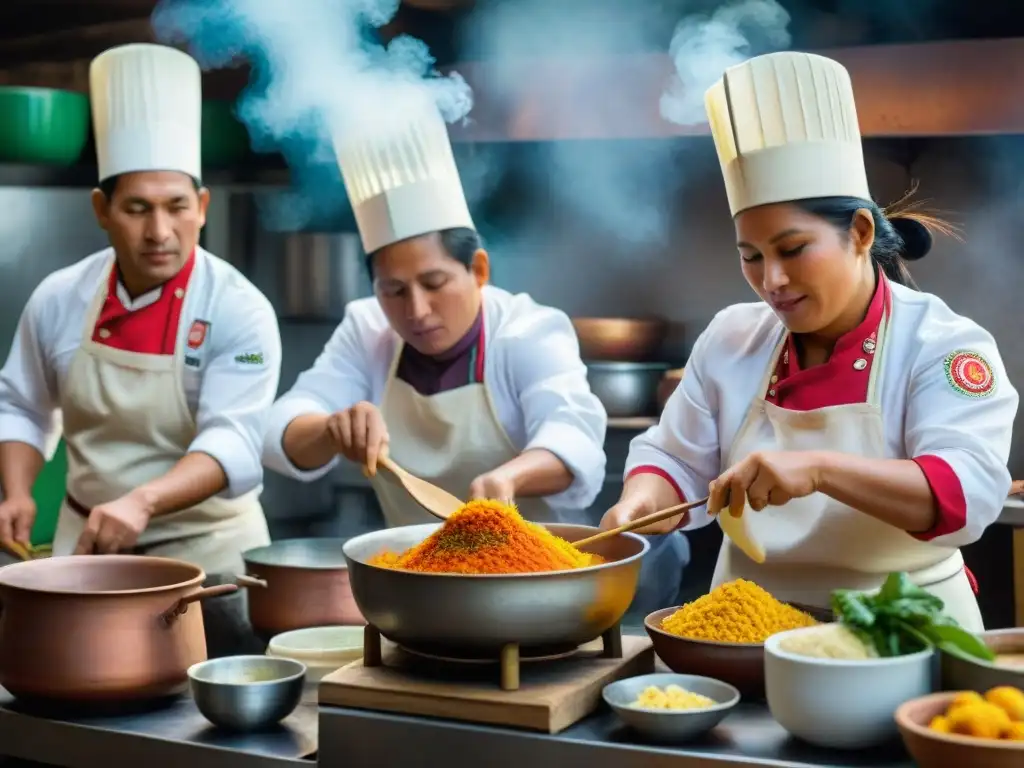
(187, 320, 209, 350)
(944, 350, 995, 398)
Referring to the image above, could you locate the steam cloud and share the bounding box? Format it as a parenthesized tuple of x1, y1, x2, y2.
(150, 0, 472, 229)
(661, 0, 792, 127)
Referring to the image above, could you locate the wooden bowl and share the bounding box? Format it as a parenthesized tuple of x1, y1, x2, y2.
(942, 628, 1024, 693)
(896, 692, 1023, 768)
(644, 604, 831, 699)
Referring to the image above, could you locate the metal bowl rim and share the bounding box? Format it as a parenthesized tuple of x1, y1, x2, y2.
(602, 673, 741, 714)
(344, 523, 650, 579)
(187, 655, 307, 686)
(243, 537, 351, 569)
(586, 362, 672, 372)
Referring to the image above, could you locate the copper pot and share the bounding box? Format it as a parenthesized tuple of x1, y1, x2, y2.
(243, 538, 364, 636)
(0, 555, 236, 702)
(656, 367, 685, 411)
(571, 317, 668, 362)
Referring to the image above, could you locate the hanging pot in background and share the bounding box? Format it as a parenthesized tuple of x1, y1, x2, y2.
(280, 232, 371, 320)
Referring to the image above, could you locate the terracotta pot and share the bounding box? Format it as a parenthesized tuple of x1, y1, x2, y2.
(243, 538, 364, 636)
(0, 555, 236, 702)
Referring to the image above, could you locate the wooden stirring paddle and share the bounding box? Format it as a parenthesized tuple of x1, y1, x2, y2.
(377, 455, 465, 520)
(574, 496, 710, 550)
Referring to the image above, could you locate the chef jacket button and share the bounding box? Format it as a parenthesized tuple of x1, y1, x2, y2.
(862, 338, 876, 353)
(770, 374, 778, 384)
(98, 328, 111, 339)
(768, 388, 777, 397)
(853, 358, 868, 371)
(174, 288, 185, 299)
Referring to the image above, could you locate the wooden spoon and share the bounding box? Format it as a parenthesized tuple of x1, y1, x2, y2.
(1, 541, 32, 561)
(377, 455, 464, 520)
(574, 497, 710, 550)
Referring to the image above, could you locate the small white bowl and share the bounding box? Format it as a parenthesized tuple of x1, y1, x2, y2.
(602, 672, 740, 743)
(764, 624, 935, 749)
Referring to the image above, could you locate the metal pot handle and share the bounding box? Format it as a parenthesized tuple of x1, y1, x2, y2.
(160, 584, 239, 626)
(236, 574, 268, 589)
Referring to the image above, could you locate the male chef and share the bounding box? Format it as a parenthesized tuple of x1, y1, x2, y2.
(261, 95, 609, 528)
(0, 43, 281, 575)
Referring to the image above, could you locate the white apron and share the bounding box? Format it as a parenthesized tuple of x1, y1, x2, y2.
(50, 257, 270, 575)
(369, 332, 565, 527)
(711, 306, 984, 632)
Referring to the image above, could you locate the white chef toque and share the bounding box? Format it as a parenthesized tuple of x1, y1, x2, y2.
(332, 92, 474, 256)
(705, 51, 871, 217)
(90, 43, 203, 183)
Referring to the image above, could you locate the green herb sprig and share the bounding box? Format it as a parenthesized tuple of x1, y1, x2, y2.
(830, 572, 994, 662)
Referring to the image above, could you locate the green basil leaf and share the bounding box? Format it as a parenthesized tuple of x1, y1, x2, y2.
(832, 590, 876, 628)
(920, 623, 995, 661)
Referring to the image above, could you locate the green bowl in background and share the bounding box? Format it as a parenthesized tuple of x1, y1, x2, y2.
(202, 100, 249, 167)
(0, 87, 90, 165)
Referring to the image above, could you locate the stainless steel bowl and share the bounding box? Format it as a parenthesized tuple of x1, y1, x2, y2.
(188, 655, 306, 731)
(343, 523, 649, 655)
(587, 362, 670, 418)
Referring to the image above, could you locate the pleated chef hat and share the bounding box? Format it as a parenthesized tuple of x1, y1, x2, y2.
(333, 91, 474, 255)
(705, 51, 870, 216)
(90, 44, 202, 183)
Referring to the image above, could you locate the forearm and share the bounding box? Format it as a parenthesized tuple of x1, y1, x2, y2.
(816, 451, 937, 533)
(0, 441, 44, 500)
(500, 449, 574, 498)
(131, 452, 228, 518)
(281, 414, 336, 471)
(622, 471, 684, 511)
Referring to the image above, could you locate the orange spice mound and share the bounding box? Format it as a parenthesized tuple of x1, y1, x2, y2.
(368, 499, 604, 574)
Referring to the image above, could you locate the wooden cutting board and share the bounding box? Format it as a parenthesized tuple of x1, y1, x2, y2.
(319, 634, 654, 733)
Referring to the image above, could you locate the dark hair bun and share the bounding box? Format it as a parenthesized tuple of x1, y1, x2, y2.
(891, 217, 932, 261)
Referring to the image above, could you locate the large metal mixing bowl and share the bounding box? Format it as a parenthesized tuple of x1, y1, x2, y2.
(343, 524, 649, 655)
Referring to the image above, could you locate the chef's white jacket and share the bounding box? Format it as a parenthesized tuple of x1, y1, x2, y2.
(263, 285, 608, 511)
(629, 281, 1018, 548)
(0, 247, 282, 498)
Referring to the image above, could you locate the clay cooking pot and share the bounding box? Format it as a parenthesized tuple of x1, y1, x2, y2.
(0, 555, 237, 702)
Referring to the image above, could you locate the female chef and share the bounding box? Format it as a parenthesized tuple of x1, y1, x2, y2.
(262, 98, 607, 528)
(600, 51, 1017, 631)
(0, 44, 281, 578)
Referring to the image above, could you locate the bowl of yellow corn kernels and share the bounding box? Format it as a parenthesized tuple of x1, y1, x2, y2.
(895, 687, 1024, 768)
(602, 672, 739, 743)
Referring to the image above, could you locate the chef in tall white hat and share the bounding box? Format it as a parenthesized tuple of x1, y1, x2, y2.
(601, 52, 1017, 630)
(0, 44, 281, 578)
(262, 93, 607, 530)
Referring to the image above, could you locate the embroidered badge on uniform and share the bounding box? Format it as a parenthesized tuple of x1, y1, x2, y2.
(944, 350, 996, 398)
(187, 320, 210, 350)
(234, 352, 264, 365)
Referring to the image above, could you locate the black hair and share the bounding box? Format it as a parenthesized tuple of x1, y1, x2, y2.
(793, 194, 951, 289)
(98, 173, 202, 199)
(365, 227, 482, 277)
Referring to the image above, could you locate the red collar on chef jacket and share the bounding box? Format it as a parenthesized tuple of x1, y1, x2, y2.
(92, 249, 196, 356)
(766, 273, 892, 411)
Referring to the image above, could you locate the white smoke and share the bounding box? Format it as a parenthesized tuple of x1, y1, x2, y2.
(660, 0, 792, 127)
(151, 0, 473, 228)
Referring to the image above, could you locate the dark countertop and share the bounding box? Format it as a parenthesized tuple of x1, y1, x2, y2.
(0, 686, 317, 768)
(318, 702, 915, 768)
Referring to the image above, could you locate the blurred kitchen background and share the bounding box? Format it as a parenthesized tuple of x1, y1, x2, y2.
(0, 0, 1023, 626)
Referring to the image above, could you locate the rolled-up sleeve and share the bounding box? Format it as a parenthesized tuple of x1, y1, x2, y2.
(262, 308, 373, 482)
(905, 321, 1017, 548)
(505, 307, 607, 510)
(624, 321, 722, 531)
(190, 294, 282, 498)
(0, 288, 59, 456)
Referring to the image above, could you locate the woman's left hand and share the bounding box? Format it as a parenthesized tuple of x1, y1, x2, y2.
(708, 450, 825, 518)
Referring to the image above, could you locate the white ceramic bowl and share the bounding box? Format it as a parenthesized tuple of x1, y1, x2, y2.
(764, 624, 935, 749)
(267, 625, 363, 682)
(602, 672, 740, 743)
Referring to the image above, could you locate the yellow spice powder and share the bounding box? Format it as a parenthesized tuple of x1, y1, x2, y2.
(661, 579, 817, 643)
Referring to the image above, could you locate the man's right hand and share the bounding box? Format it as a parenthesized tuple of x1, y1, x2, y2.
(0, 494, 36, 551)
(600, 493, 687, 534)
(326, 401, 390, 476)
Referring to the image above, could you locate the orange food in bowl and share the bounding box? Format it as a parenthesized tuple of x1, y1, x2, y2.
(928, 686, 1024, 742)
